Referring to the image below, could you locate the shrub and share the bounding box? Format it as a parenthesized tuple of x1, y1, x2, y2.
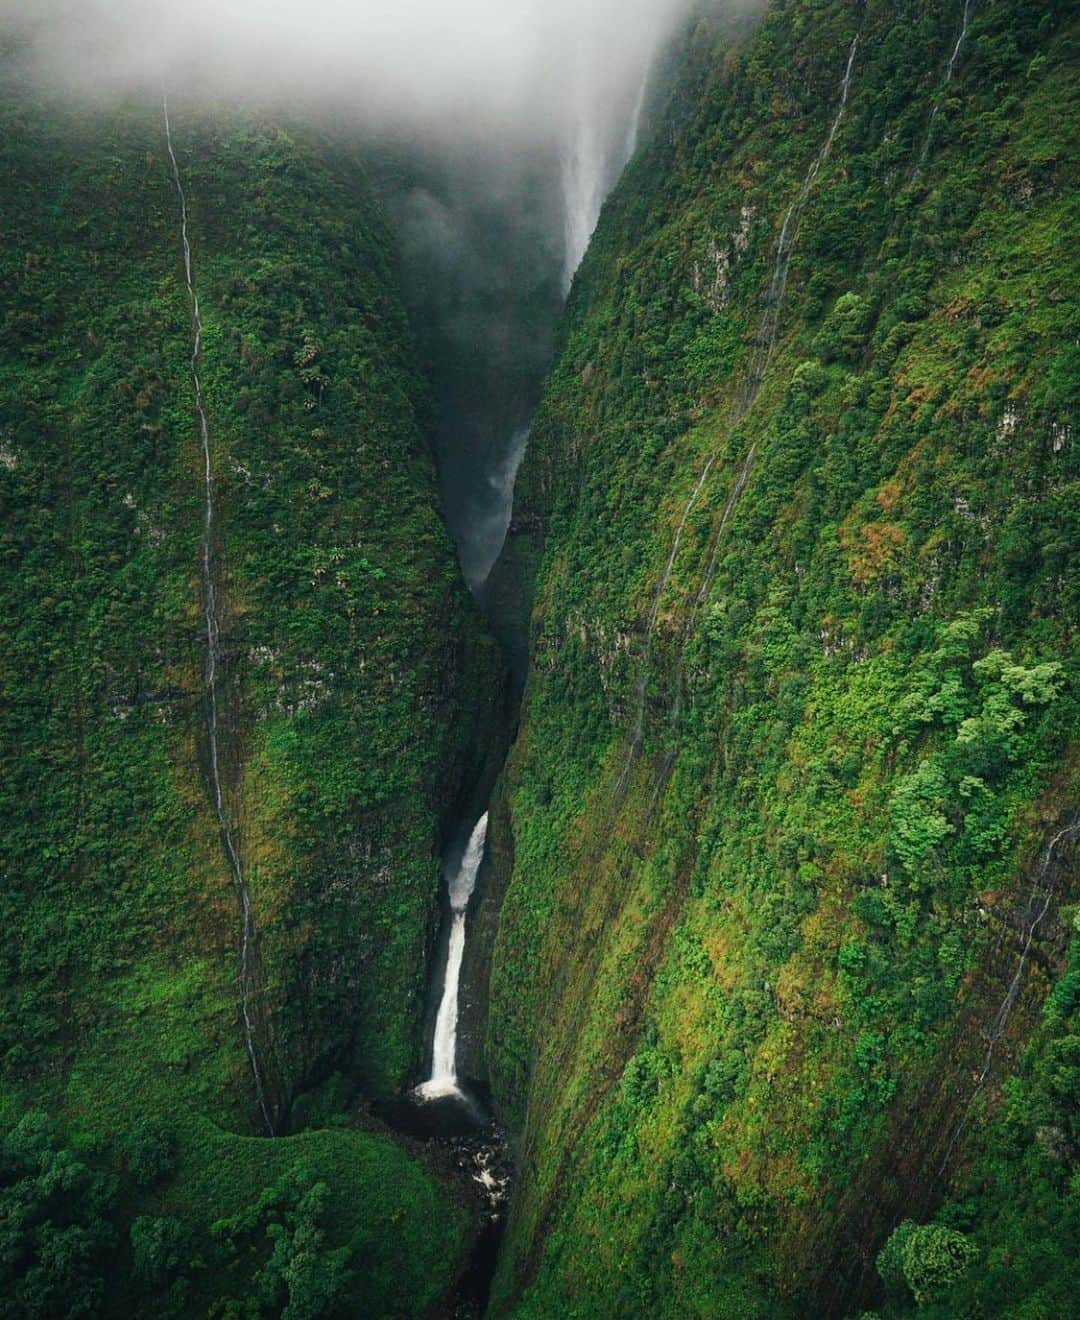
(876, 1218, 918, 1300)
(901, 1222, 977, 1305)
(130, 1216, 189, 1286)
(877, 1219, 977, 1305)
(815, 292, 874, 363)
(123, 1118, 178, 1188)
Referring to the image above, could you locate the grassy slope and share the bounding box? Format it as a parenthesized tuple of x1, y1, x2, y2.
(487, 1, 1079, 1316)
(0, 72, 496, 1313)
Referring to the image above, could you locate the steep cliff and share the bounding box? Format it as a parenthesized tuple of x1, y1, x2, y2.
(0, 63, 502, 1314)
(486, 1, 1079, 1315)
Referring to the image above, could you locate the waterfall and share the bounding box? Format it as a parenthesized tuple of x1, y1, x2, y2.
(943, 0, 975, 84)
(560, 95, 610, 293)
(912, 0, 975, 180)
(162, 95, 273, 1136)
(470, 426, 531, 591)
(560, 51, 651, 294)
(624, 66, 650, 164)
(416, 812, 490, 1099)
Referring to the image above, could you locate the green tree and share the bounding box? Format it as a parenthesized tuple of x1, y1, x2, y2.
(815, 291, 874, 363)
(130, 1216, 189, 1287)
(0, 1112, 116, 1319)
(123, 1119, 178, 1189)
(899, 1222, 976, 1305)
(211, 1163, 354, 1320)
(876, 1219, 918, 1302)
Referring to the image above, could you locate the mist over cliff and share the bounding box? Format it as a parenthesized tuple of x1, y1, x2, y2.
(2, 1, 1078, 1318)
(0, 0, 693, 146)
(0, 0, 713, 587)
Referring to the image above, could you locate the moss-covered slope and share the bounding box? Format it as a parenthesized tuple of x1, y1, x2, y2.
(487, 1, 1079, 1315)
(0, 69, 500, 1315)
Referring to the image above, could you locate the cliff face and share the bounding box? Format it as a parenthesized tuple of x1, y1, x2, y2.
(0, 69, 501, 1314)
(486, 1, 1079, 1315)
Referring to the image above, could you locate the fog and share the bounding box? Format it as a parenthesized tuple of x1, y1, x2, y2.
(1, 0, 712, 628)
(1, 0, 694, 150)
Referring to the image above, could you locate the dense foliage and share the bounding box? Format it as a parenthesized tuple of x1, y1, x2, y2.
(0, 1105, 466, 1318)
(3, 0, 1079, 1313)
(0, 58, 499, 1315)
(486, 0, 1079, 1315)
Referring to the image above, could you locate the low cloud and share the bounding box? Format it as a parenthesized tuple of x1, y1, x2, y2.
(1, 0, 697, 147)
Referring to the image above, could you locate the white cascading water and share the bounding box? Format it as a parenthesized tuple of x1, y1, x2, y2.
(560, 99, 608, 292)
(416, 812, 490, 1098)
(162, 95, 273, 1134)
(471, 426, 531, 590)
(559, 48, 651, 294)
(624, 66, 650, 164)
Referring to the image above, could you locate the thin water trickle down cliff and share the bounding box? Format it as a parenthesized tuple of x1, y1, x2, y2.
(162, 93, 276, 1135)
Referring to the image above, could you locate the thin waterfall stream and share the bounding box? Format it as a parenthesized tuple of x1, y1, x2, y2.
(162, 95, 273, 1135)
(912, 0, 976, 181)
(617, 29, 862, 783)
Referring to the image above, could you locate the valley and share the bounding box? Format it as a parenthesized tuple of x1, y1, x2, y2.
(1, 2, 1078, 1317)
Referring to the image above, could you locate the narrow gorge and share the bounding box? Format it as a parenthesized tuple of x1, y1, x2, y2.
(1, 1, 1078, 1318)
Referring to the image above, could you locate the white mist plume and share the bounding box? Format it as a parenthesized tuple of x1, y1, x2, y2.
(4, 1, 696, 288)
(2, 0, 690, 145)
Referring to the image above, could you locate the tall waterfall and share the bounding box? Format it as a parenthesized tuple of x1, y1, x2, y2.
(416, 813, 490, 1098)
(162, 95, 273, 1135)
(559, 52, 651, 293)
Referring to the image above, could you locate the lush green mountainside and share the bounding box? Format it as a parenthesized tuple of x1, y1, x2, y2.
(0, 70, 501, 1314)
(3, 0, 1079, 1315)
(486, 0, 1079, 1315)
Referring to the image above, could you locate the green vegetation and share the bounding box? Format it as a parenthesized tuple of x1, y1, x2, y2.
(0, 56, 497, 1316)
(876, 1220, 976, 1308)
(3, 0, 1079, 1313)
(0, 1105, 467, 1318)
(486, 0, 1079, 1315)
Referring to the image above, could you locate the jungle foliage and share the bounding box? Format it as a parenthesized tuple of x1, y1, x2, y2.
(0, 57, 497, 1317)
(486, 0, 1080, 1315)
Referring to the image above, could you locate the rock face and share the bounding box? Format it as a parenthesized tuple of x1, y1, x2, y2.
(0, 71, 502, 1314)
(484, 1, 1080, 1316)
